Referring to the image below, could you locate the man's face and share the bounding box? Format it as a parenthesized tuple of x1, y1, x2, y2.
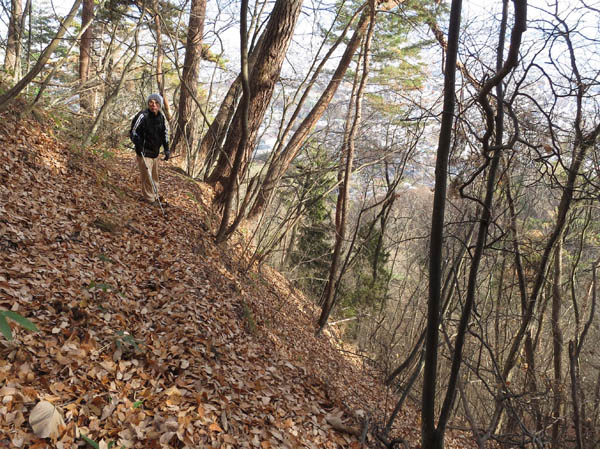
(148, 99, 160, 114)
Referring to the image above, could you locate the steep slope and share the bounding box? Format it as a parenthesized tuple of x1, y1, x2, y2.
(0, 108, 475, 449)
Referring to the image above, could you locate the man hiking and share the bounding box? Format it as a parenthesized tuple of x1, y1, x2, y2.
(130, 93, 170, 204)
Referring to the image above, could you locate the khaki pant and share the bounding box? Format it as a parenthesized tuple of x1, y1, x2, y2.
(136, 154, 159, 201)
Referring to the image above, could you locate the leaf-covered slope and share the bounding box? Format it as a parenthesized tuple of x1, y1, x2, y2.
(0, 109, 475, 449)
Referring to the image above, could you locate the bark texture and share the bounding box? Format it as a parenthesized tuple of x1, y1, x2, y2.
(207, 0, 303, 191)
(79, 0, 94, 112)
(247, 0, 404, 219)
(171, 0, 207, 154)
(4, 0, 23, 80)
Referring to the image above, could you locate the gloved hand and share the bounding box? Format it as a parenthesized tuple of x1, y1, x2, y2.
(164, 150, 170, 161)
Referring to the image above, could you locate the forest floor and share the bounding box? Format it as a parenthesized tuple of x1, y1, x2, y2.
(0, 106, 476, 448)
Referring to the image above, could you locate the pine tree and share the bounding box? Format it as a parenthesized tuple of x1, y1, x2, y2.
(288, 145, 336, 297)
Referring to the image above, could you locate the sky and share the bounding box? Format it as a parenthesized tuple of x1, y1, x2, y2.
(44, 0, 574, 23)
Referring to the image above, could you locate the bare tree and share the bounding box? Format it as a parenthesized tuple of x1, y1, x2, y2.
(317, 0, 376, 333)
(212, 0, 304, 241)
(152, 0, 173, 122)
(0, 0, 82, 111)
(215, 0, 252, 242)
(4, 0, 22, 81)
(207, 0, 303, 188)
(171, 0, 207, 155)
(421, 0, 464, 446)
(82, 12, 145, 146)
(79, 0, 95, 113)
(246, 0, 404, 220)
(196, 31, 266, 177)
(551, 238, 564, 449)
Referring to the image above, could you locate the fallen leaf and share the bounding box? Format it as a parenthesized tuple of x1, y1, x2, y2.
(220, 410, 229, 432)
(29, 400, 65, 438)
(161, 431, 180, 446)
(209, 422, 223, 433)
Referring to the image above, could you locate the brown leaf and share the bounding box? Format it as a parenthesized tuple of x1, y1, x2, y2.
(208, 422, 223, 433)
(29, 400, 65, 439)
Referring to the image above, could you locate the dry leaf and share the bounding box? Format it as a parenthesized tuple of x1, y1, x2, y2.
(29, 400, 65, 438)
(208, 422, 223, 433)
(0, 111, 480, 449)
(220, 410, 229, 432)
(160, 431, 176, 445)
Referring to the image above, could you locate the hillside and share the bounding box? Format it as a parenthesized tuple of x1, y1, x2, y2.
(0, 107, 475, 448)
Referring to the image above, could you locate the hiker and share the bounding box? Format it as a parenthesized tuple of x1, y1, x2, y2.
(129, 93, 170, 203)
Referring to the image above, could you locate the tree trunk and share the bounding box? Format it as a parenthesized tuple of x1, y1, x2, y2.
(26, 8, 96, 113)
(435, 0, 527, 438)
(152, 2, 172, 122)
(247, 0, 404, 219)
(171, 0, 207, 156)
(79, 0, 94, 113)
(0, 0, 82, 111)
(4, 0, 22, 81)
(23, 0, 31, 92)
(15, 0, 30, 86)
(551, 239, 564, 449)
(82, 19, 142, 146)
(207, 0, 303, 191)
(569, 341, 584, 449)
(198, 32, 265, 176)
(421, 0, 463, 445)
(318, 67, 359, 309)
(385, 350, 425, 434)
(386, 227, 472, 387)
(215, 0, 252, 242)
(590, 266, 600, 445)
(490, 39, 600, 444)
(215, 0, 304, 241)
(316, 2, 375, 333)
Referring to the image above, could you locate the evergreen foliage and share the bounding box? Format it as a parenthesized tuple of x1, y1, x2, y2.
(288, 144, 336, 297)
(340, 223, 391, 321)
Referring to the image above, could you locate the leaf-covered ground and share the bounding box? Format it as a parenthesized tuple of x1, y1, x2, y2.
(0, 107, 476, 448)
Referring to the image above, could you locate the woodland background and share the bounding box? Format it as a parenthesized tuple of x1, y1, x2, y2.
(1, 0, 600, 448)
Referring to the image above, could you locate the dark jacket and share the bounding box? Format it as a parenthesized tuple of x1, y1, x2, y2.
(129, 109, 170, 158)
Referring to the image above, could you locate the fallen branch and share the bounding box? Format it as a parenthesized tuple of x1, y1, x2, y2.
(326, 415, 361, 438)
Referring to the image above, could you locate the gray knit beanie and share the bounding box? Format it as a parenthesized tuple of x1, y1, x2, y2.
(147, 93, 163, 107)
